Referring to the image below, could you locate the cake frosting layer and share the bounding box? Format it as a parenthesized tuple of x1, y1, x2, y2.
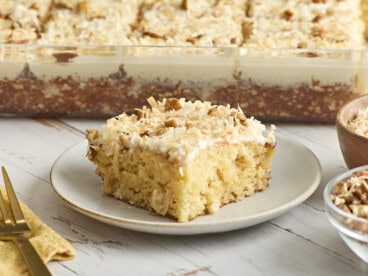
(92, 97, 275, 164)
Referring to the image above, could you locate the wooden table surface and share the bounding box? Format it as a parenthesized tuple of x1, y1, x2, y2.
(1, 118, 368, 275)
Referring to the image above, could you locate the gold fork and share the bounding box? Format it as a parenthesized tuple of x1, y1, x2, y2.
(0, 167, 51, 276)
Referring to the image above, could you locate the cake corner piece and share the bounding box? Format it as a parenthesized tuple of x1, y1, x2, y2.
(86, 97, 276, 223)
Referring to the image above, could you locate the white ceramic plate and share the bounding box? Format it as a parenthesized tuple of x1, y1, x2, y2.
(51, 135, 321, 235)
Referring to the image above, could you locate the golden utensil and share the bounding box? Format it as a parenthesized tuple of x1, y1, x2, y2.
(0, 167, 51, 276)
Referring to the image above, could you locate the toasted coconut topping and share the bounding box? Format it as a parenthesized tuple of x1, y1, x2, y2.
(88, 98, 275, 164)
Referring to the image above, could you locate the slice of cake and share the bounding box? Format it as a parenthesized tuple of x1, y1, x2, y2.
(87, 98, 276, 222)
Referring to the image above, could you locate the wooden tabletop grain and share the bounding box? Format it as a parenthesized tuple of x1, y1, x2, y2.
(1, 118, 368, 275)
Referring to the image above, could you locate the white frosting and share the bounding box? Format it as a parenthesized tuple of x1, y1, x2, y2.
(96, 98, 275, 164)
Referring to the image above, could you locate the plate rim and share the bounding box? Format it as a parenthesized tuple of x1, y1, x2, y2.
(50, 134, 322, 234)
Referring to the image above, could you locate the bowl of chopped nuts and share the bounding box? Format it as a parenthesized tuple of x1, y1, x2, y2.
(336, 94, 368, 169)
(324, 165, 368, 262)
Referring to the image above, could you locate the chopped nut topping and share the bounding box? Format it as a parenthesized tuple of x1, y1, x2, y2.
(139, 130, 150, 137)
(87, 97, 275, 165)
(185, 121, 194, 128)
(281, 10, 293, 21)
(164, 119, 177, 128)
(164, 98, 183, 111)
(207, 107, 220, 117)
(0, 0, 363, 49)
(180, 0, 188, 11)
(331, 171, 368, 220)
(142, 31, 166, 40)
(312, 15, 321, 23)
(338, 204, 351, 213)
(76, 1, 88, 14)
(241, 21, 253, 42)
(311, 26, 324, 38)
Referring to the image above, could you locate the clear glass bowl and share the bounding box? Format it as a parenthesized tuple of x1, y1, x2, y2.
(324, 165, 368, 262)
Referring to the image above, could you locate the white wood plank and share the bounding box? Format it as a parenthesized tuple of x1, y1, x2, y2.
(0, 119, 83, 180)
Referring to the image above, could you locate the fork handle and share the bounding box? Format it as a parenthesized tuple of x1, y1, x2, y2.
(14, 236, 52, 276)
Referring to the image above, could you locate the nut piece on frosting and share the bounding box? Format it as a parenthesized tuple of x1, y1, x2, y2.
(86, 98, 276, 222)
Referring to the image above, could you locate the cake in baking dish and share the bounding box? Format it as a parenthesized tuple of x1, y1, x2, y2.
(0, 0, 367, 121)
(86, 98, 276, 222)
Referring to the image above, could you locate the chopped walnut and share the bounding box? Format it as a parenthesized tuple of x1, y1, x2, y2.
(338, 204, 351, 214)
(142, 31, 166, 40)
(87, 97, 275, 166)
(281, 10, 293, 21)
(297, 42, 307, 49)
(139, 130, 150, 137)
(164, 98, 183, 111)
(54, 0, 76, 10)
(350, 204, 368, 218)
(181, 0, 188, 10)
(242, 21, 253, 42)
(185, 34, 204, 44)
(331, 170, 368, 223)
(185, 121, 194, 128)
(207, 107, 220, 117)
(164, 119, 178, 128)
(311, 26, 324, 38)
(312, 15, 321, 23)
(76, 1, 89, 14)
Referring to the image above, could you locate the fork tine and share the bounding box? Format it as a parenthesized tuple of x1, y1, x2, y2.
(0, 188, 12, 225)
(2, 167, 25, 223)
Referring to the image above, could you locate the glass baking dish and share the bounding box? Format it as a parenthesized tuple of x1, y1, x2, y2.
(0, 44, 367, 122)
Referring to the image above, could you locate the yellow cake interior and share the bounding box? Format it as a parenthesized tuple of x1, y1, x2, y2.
(89, 139, 274, 222)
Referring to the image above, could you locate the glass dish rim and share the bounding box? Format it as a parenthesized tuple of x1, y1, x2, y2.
(0, 43, 366, 54)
